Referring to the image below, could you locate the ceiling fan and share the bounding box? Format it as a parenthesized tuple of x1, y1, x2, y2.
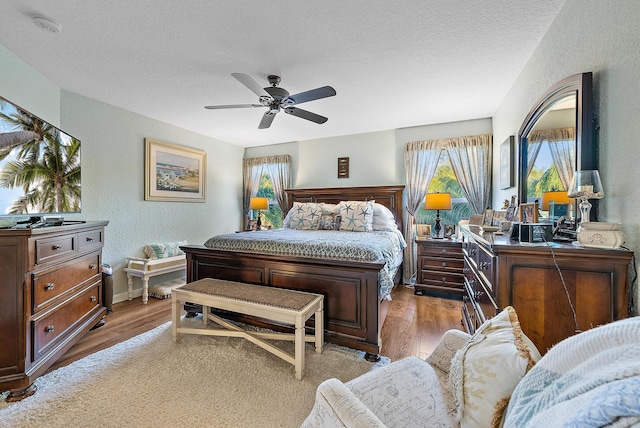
(205, 73, 336, 129)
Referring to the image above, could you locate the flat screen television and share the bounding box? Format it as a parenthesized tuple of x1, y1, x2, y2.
(0, 95, 81, 227)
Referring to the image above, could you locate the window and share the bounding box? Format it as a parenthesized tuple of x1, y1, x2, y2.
(252, 172, 283, 228)
(415, 150, 473, 226)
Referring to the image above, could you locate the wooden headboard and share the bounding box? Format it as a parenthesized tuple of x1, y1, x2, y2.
(286, 185, 405, 230)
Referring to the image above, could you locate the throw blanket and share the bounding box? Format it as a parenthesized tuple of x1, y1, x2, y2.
(204, 229, 406, 300)
(503, 317, 640, 427)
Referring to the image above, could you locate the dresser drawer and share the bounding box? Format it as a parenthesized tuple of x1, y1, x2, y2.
(32, 252, 102, 312)
(35, 233, 76, 265)
(32, 282, 101, 362)
(78, 229, 104, 252)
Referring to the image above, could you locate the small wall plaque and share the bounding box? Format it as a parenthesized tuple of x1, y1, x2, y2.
(338, 157, 349, 178)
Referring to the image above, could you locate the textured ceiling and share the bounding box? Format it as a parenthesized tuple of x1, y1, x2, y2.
(0, 0, 566, 147)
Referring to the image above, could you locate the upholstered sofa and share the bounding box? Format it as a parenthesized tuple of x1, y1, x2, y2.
(302, 307, 640, 428)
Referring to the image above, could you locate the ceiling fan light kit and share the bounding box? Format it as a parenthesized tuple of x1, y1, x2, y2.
(205, 73, 336, 129)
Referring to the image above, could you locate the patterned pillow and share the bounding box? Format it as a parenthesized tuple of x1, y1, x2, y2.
(449, 306, 541, 428)
(143, 241, 188, 259)
(338, 200, 375, 232)
(288, 202, 324, 230)
(317, 214, 341, 230)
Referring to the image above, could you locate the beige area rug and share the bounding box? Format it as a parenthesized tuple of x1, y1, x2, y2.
(0, 317, 388, 428)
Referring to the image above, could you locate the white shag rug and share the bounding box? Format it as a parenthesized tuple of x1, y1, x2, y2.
(0, 317, 388, 428)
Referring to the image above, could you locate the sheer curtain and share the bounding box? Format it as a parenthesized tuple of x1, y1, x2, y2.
(445, 134, 492, 214)
(403, 140, 443, 283)
(529, 128, 576, 189)
(261, 155, 292, 216)
(242, 158, 265, 225)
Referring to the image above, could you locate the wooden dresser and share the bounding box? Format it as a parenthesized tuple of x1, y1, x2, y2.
(460, 224, 634, 354)
(0, 221, 108, 401)
(415, 238, 464, 296)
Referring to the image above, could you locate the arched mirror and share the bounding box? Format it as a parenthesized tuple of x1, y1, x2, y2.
(518, 72, 596, 220)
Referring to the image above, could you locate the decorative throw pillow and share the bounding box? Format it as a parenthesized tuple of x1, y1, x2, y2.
(288, 202, 324, 230)
(338, 200, 375, 232)
(317, 214, 341, 230)
(372, 203, 398, 231)
(449, 306, 541, 428)
(144, 241, 188, 259)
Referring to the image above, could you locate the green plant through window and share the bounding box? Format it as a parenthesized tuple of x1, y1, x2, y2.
(416, 151, 473, 227)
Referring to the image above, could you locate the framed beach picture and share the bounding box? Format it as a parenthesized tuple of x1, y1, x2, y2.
(145, 138, 206, 202)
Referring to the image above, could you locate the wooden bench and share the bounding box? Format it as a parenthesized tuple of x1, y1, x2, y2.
(124, 254, 186, 304)
(171, 278, 324, 380)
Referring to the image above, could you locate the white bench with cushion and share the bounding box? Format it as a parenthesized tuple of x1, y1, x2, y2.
(123, 241, 187, 304)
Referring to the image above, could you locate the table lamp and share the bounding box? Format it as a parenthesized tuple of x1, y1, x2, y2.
(249, 197, 268, 230)
(567, 170, 604, 222)
(425, 193, 452, 239)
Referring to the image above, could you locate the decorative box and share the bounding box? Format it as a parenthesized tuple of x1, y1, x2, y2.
(577, 222, 625, 249)
(519, 223, 553, 243)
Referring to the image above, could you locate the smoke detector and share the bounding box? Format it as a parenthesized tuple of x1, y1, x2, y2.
(33, 16, 62, 34)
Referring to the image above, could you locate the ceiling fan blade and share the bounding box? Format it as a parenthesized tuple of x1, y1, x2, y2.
(284, 86, 336, 106)
(204, 104, 263, 110)
(284, 107, 328, 124)
(258, 111, 277, 129)
(232, 73, 270, 97)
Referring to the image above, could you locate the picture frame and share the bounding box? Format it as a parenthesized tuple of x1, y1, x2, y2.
(500, 136, 515, 189)
(505, 205, 517, 221)
(145, 138, 206, 202)
(417, 224, 432, 238)
(444, 224, 456, 239)
(482, 209, 495, 226)
(519, 203, 538, 223)
(247, 219, 258, 231)
(493, 210, 507, 226)
(469, 214, 484, 225)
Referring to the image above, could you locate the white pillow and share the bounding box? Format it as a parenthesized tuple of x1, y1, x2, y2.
(288, 202, 324, 230)
(143, 241, 188, 259)
(372, 203, 398, 231)
(449, 306, 541, 428)
(338, 200, 375, 232)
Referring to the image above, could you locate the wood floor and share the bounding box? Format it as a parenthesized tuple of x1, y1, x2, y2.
(49, 285, 464, 372)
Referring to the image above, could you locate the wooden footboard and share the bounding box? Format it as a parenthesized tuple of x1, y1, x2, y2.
(181, 245, 387, 355)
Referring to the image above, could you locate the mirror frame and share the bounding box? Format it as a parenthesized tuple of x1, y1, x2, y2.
(517, 72, 596, 219)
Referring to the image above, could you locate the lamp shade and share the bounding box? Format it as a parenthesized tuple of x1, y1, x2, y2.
(425, 193, 452, 211)
(541, 191, 574, 211)
(567, 170, 604, 200)
(249, 197, 268, 210)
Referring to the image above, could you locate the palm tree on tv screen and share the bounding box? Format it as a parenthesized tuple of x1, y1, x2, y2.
(0, 109, 81, 214)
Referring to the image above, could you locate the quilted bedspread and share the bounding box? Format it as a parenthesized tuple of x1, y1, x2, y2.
(204, 228, 406, 300)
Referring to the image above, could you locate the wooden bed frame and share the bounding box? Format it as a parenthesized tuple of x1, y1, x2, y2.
(180, 185, 405, 359)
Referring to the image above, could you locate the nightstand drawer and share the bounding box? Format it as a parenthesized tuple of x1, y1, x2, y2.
(419, 270, 464, 285)
(35, 233, 76, 265)
(420, 256, 464, 271)
(418, 245, 463, 257)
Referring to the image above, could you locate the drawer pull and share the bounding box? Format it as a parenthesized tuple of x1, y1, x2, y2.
(89, 264, 97, 270)
(44, 283, 55, 291)
(90, 296, 97, 302)
(86, 237, 95, 242)
(441, 276, 447, 282)
(470, 248, 477, 256)
(440, 249, 447, 254)
(45, 325, 55, 333)
(441, 261, 447, 267)
(52, 244, 62, 250)
(479, 261, 489, 271)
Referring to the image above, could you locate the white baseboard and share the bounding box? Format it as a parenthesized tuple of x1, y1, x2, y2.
(113, 289, 142, 304)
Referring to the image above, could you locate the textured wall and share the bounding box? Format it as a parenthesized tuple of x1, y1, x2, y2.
(244, 118, 492, 189)
(493, 0, 640, 311)
(60, 91, 244, 300)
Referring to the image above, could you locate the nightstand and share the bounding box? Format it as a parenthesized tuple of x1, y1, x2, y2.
(415, 238, 464, 296)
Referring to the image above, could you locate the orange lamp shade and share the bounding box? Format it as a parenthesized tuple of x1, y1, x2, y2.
(541, 191, 573, 211)
(425, 193, 452, 211)
(249, 197, 269, 210)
